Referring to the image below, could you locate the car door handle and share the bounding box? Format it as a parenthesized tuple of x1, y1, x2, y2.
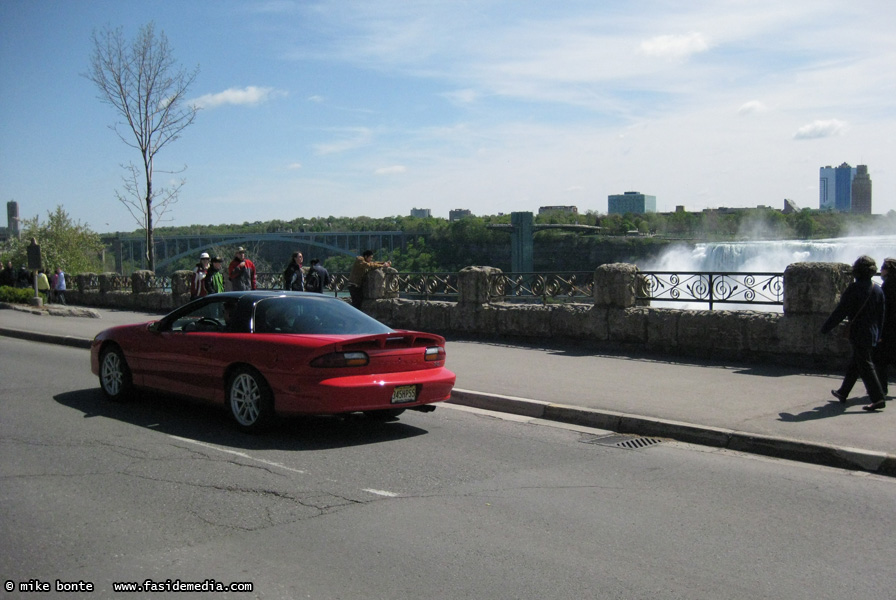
(199, 344, 212, 352)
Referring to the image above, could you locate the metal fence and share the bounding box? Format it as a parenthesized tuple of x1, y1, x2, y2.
(488, 272, 594, 303)
(638, 272, 784, 309)
(82, 270, 785, 309)
(257, 270, 787, 308)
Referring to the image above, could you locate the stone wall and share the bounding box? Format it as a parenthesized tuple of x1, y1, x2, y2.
(62, 262, 856, 368)
(366, 263, 854, 368)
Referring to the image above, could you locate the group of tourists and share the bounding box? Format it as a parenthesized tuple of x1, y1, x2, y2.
(187, 247, 340, 300)
(822, 255, 896, 411)
(0, 261, 67, 304)
(281, 250, 332, 294)
(0, 261, 34, 289)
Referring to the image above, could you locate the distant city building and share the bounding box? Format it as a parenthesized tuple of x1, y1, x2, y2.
(538, 205, 578, 215)
(819, 163, 857, 212)
(608, 191, 656, 215)
(449, 208, 472, 221)
(0, 201, 20, 242)
(850, 165, 872, 214)
(410, 208, 431, 218)
(782, 199, 800, 214)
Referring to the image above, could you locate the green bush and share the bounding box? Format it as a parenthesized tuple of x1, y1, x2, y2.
(0, 286, 35, 304)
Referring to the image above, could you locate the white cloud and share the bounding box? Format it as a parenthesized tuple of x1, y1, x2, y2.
(375, 165, 407, 175)
(192, 86, 285, 109)
(286, 162, 302, 170)
(738, 100, 768, 115)
(793, 119, 848, 140)
(638, 32, 710, 60)
(313, 128, 373, 155)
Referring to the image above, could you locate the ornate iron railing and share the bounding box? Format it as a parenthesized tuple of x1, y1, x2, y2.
(639, 271, 784, 309)
(253, 269, 786, 308)
(82, 274, 100, 290)
(388, 272, 459, 300)
(256, 272, 349, 296)
(257, 272, 283, 290)
(146, 274, 171, 291)
(109, 275, 131, 292)
(489, 272, 594, 303)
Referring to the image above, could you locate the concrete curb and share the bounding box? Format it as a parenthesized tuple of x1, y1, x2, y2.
(448, 389, 896, 478)
(0, 327, 92, 349)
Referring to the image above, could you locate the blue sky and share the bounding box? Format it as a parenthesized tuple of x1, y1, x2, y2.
(1, 0, 894, 234)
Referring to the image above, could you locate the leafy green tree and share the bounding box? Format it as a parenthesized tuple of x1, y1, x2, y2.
(1, 206, 104, 274)
(392, 237, 438, 272)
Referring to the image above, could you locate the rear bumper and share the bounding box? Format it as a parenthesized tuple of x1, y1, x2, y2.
(273, 367, 456, 415)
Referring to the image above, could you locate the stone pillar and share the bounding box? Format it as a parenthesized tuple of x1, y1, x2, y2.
(594, 263, 643, 309)
(98, 272, 118, 294)
(458, 266, 502, 305)
(132, 270, 154, 294)
(783, 262, 851, 315)
(76, 273, 93, 293)
(366, 267, 398, 301)
(171, 270, 192, 297)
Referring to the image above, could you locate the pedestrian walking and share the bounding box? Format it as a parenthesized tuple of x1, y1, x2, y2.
(822, 255, 887, 411)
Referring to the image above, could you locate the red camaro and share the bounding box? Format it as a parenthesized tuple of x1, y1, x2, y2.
(90, 291, 456, 431)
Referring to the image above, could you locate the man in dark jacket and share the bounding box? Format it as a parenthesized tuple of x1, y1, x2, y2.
(821, 255, 886, 411)
(306, 259, 330, 293)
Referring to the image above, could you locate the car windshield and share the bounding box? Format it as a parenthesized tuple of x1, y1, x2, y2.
(253, 296, 394, 335)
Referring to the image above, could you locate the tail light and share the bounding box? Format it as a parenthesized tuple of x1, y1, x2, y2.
(424, 346, 446, 362)
(311, 351, 369, 368)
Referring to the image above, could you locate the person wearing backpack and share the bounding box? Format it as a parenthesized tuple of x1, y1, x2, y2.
(306, 258, 330, 293)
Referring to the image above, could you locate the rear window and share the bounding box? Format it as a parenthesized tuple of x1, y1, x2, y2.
(253, 296, 394, 335)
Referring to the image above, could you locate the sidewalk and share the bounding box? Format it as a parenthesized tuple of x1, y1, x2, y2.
(1, 303, 893, 477)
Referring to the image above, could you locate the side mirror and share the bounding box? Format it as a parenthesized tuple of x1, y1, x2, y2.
(148, 321, 161, 333)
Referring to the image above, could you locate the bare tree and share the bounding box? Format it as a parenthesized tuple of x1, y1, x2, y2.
(86, 22, 199, 271)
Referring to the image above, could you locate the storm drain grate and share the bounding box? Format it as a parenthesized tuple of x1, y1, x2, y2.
(581, 434, 666, 449)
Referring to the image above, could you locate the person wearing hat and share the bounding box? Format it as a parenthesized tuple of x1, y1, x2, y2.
(190, 252, 211, 300)
(822, 255, 887, 411)
(204, 256, 225, 295)
(228, 247, 257, 291)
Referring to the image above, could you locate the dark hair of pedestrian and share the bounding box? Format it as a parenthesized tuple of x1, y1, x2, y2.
(362, 250, 374, 258)
(852, 255, 877, 279)
(310, 258, 320, 265)
(882, 257, 896, 272)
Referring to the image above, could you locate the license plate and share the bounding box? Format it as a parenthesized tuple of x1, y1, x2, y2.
(391, 385, 417, 404)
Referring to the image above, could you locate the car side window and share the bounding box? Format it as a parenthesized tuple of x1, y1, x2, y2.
(170, 301, 230, 333)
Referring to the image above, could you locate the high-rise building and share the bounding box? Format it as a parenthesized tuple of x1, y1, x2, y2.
(608, 191, 656, 215)
(819, 163, 856, 212)
(410, 208, 431, 218)
(850, 165, 872, 214)
(538, 205, 578, 215)
(449, 208, 472, 221)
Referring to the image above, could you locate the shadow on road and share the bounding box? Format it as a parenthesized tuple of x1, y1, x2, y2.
(54, 388, 430, 451)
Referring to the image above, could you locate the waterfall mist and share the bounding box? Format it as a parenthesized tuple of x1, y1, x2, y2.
(641, 234, 896, 273)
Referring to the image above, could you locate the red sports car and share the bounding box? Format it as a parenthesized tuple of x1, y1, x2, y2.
(90, 291, 456, 431)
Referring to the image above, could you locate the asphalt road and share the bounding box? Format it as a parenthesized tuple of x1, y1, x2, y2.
(2, 337, 895, 599)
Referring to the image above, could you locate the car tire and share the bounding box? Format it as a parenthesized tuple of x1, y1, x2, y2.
(364, 408, 405, 422)
(227, 367, 274, 433)
(99, 345, 133, 402)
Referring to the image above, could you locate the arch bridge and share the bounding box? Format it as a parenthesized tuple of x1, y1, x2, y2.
(105, 231, 412, 272)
